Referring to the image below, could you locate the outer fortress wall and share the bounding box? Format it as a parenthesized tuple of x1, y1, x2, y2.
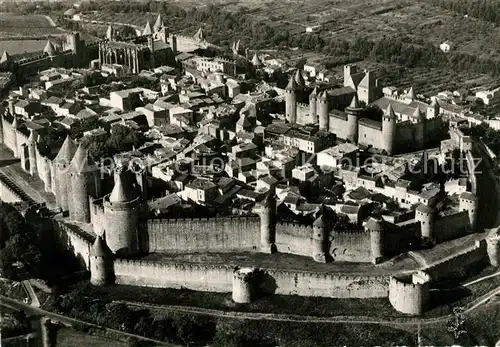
(424, 240, 487, 280)
(0, 177, 23, 203)
(146, 217, 261, 252)
(53, 220, 93, 269)
(113, 259, 390, 298)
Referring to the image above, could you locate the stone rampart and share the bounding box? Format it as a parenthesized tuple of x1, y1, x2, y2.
(53, 220, 94, 269)
(113, 259, 390, 298)
(145, 216, 260, 252)
(275, 222, 313, 256)
(424, 240, 487, 281)
(388, 272, 430, 315)
(434, 211, 470, 243)
(0, 177, 23, 203)
(330, 230, 371, 262)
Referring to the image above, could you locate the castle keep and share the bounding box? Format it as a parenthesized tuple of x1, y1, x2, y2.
(285, 64, 445, 155)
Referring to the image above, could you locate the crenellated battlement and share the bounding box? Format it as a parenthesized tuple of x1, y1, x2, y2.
(148, 216, 260, 224)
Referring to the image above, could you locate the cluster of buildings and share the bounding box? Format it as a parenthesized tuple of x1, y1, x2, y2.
(1, 14, 500, 317)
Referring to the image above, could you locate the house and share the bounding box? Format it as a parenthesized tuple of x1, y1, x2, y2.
(184, 178, 218, 205)
(317, 143, 359, 170)
(440, 41, 453, 53)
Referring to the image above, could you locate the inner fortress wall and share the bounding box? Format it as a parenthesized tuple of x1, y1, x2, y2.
(113, 259, 390, 298)
(434, 211, 470, 243)
(275, 222, 313, 256)
(330, 231, 371, 262)
(358, 123, 383, 149)
(145, 217, 261, 252)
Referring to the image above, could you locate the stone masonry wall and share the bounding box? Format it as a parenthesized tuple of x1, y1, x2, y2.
(145, 217, 261, 252)
(434, 211, 470, 243)
(113, 259, 390, 298)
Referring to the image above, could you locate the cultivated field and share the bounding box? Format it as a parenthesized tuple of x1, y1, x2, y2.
(0, 39, 48, 55)
(0, 13, 63, 38)
(136, 0, 500, 60)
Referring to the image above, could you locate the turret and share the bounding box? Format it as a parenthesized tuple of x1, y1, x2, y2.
(153, 13, 164, 32)
(0, 50, 12, 70)
(382, 104, 397, 155)
(148, 35, 155, 69)
(106, 25, 115, 41)
(251, 52, 263, 68)
(309, 87, 318, 123)
(68, 144, 102, 223)
(486, 230, 500, 267)
(318, 90, 329, 131)
(407, 86, 416, 101)
(459, 191, 478, 231)
(364, 216, 385, 264)
(68, 32, 81, 66)
(294, 69, 305, 90)
(232, 267, 259, 303)
(143, 20, 153, 36)
(285, 75, 298, 124)
(258, 191, 277, 254)
(193, 28, 205, 42)
(103, 168, 141, 256)
(426, 99, 440, 119)
(43, 40, 56, 57)
(27, 130, 38, 176)
(53, 135, 77, 212)
(10, 115, 18, 158)
(90, 234, 115, 286)
(415, 203, 435, 239)
(413, 107, 425, 149)
(312, 214, 329, 263)
(345, 94, 362, 144)
(168, 34, 177, 54)
(343, 64, 358, 87)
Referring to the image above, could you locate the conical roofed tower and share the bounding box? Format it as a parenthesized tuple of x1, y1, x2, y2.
(285, 74, 298, 124)
(0, 50, 11, 65)
(251, 52, 263, 67)
(54, 135, 77, 211)
(294, 69, 305, 89)
(143, 20, 153, 36)
(103, 169, 140, 256)
(90, 234, 115, 286)
(43, 40, 55, 56)
(68, 144, 101, 223)
(153, 13, 164, 32)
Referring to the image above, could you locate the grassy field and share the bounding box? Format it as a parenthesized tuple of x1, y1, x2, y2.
(55, 327, 130, 347)
(0, 13, 62, 38)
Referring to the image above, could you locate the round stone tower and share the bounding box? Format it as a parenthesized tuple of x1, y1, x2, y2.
(318, 91, 329, 131)
(415, 203, 435, 239)
(54, 135, 77, 212)
(68, 144, 101, 223)
(11, 116, 18, 158)
(103, 168, 141, 257)
(309, 87, 318, 123)
(27, 130, 38, 176)
(312, 214, 328, 263)
(413, 107, 425, 148)
(459, 191, 478, 231)
(232, 267, 259, 303)
(258, 191, 277, 254)
(365, 216, 385, 264)
(389, 271, 431, 315)
(90, 234, 115, 286)
(345, 94, 362, 144)
(285, 75, 298, 124)
(382, 104, 397, 155)
(486, 230, 500, 267)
